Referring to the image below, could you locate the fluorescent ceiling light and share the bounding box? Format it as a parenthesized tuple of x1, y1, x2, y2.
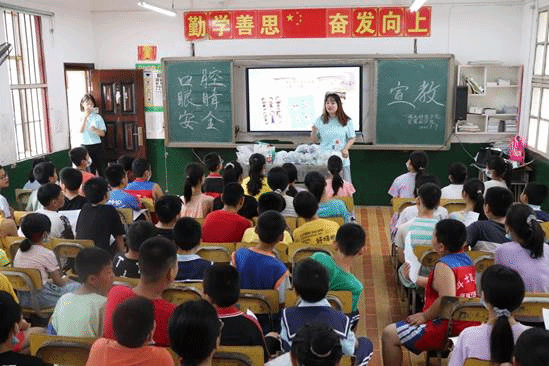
(410, 0, 428, 12)
(137, 1, 176, 16)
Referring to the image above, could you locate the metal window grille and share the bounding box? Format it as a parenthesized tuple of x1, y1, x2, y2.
(3, 9, 50, 160)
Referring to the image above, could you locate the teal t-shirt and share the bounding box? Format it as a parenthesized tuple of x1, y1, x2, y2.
(314, 117, 356, 167)
(310, 252, 363, 311)
(318, 200, 352, 223)
(82, 112, 106, 145)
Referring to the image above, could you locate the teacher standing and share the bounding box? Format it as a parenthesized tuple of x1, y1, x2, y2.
(79, 94, 106, 177)
(311, 93, 356, 182)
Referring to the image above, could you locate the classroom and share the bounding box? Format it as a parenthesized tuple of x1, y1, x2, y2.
(1, 0, 549, 365)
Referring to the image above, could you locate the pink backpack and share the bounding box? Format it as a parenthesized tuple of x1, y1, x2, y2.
(508, 136, 525, 165)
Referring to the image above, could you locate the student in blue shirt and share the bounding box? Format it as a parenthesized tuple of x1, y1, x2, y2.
(311, 93, 356, 182)
(305, 171, 352, 223)
(80, 94, 106, 176)
(105, 164, 141, 212)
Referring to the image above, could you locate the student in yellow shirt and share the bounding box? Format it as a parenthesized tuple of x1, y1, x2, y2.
(293, 191, 339, 246)
(241, 154, 270, 199)
(241, 192, 293, 244)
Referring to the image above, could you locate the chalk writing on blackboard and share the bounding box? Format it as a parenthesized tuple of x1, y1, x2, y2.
(388, 80, 443, 109)
(388, 81, 415, 108)
(407, 113, 441, 130)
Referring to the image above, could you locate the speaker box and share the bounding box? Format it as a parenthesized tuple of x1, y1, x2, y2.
(455, 86, 468, 121)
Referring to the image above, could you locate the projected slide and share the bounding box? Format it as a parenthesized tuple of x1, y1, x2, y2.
(247, 66, 361, 132)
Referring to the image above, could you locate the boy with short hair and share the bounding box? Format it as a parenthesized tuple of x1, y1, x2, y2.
(103, 236, 178, 347)
(87, 296, 174, 366)
(520, 182, 549, 221)
(202, 182, 252, 243)
(117, 155, 135, 183)
(59, 167, 88, 211)
(231, 210, 290, 304)
(203, 263, 269, 361)
(154, 195, 182, 241)
(113, 221, 156, 278)
(382, 219, 478, 366)
(26, 161, 57, 211)
(105, 164, 141, 211)
(241, 192, 293, 245)
(50, 247, 113, 337)
(203, 152, 224, 198)
(36, 183, 74, 239)
(292, 191, 340, 246)
(69, 146, 95, 185)
(281, 259, 373, 366)
(76, 177, 125, 255)
(310, 223, 365, 327)
(174, 217, 212, 281)
(467, 186, 514, 252)
(441, 162, 468, 199)
(125, 158, 164, 201)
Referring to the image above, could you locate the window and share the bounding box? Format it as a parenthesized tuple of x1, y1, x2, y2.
(529, 10, 549, 154)
(3, 10, 50, 160)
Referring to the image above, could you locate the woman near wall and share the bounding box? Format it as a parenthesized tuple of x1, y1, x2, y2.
(80, 94, 106, 176)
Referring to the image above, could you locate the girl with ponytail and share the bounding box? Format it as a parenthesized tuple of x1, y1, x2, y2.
(304, 171, 352, 223)
(388, 151, 429, 198)
(449, 178, 487, 225)
(484, 156, 512, 191)
(242, 153, 270, 199)
(495, 203, 549, 292)
(13, 213, 80, 308)
(449, 265, 527, 366)
(325, 155, 356, 198)
(180, 163, 214, 219)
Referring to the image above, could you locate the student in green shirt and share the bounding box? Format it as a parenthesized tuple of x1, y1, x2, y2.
(310, 223, 365, 329)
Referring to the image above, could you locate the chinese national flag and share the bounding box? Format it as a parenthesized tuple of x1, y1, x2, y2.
(208, 11, 233, 40)
(405, 6, 431, 37)
(378, 7, 405, 37)
(281, 9, 327, 38)
(326, 8, 352, 37)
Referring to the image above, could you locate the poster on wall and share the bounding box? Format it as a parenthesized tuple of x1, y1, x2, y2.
(136, 63, 165, 139)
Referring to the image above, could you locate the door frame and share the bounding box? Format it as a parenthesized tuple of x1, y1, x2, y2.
(64, 63, 95, 148)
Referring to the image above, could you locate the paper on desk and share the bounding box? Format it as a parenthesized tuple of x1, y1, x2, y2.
(404, 232, 421, 283)
(543, 308, 549, 330)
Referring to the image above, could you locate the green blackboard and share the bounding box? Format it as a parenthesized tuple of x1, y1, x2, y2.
(163, 59, 232, 145)
(376, 59, 451, 146)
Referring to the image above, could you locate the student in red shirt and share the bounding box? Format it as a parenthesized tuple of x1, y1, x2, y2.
(70, 147, 95, 185)
(202, 183, 251, 243)
(103, 236, 178, 347)
(203, 153, 224, 199)
(125, 158, 164, 202)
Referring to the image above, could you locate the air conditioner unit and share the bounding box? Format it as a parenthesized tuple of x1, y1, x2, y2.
(0, 43, 12, 66)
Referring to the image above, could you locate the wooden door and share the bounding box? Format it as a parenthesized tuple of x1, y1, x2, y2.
(91, 69, 146, 163)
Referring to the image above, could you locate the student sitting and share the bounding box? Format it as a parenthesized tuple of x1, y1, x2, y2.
(449, 265, 528, 366)
(388, 151, 428, 199)
(287, 323, 342, 366)
(168, 299, 221, 366)
(59, 167, 88, 211)
(267, 166, 296, 217)
(441, 162, 467, 199)
(395, 182, 442, 263)
(513, 328, 549, 366)
(174, 217, 212, 281)
(449, 178, 487, 225)
(103, 236, 177, 347)
(105, 164, 141, 211)
(281, 259, 373, 366)
(231, 210, 290, 305)
(117, 155, 135, 183)
(311, 223, 365, 328)
(0, 165, 12, 218)
(325, 155, 356, 198)
(76, 178, 126, 255)
(50, 247, 113, 337)
(202, 183, 252, 243)
(155, 195, 182, 241)
(26, 161, 57, 211)
(0, 291, 45, 366)
(496, 204, 549, 292)
(35, 183, 74, 239)
(70, 146, 95, 186)
(213, 161, 258, 219)
(87, 297, 174, 366)
(242, 153, 271, 199)
(22, 157, 47, 191)
(14, 213, 80, 308)
(113, 221, 156, 278)
(484, 156, 511, 192)
(467, 186, 514, 252)
(203, 264, 269, 361)
(125, 158, 164, 201)
(292, 191, 339, 246)
(203, 152, 224, 198)
(180, 163, 214, 219)
(305, 171, 352, 223)
(519, 182, 549, 221)
(241, 192, 293, 245)
(282, 162, 304, 198)
(382, 219, 478, 366)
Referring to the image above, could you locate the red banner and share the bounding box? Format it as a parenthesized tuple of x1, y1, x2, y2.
(183, 7, 432, 40)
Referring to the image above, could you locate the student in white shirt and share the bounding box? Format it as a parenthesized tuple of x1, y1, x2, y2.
(441, 162, 467, 199)
(388, 151, 428, 199)
(36, 183, 74, 239)
(0, 165, 11, 218)
(483, 156, 511, 192)
(449, 178, 487, 226)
